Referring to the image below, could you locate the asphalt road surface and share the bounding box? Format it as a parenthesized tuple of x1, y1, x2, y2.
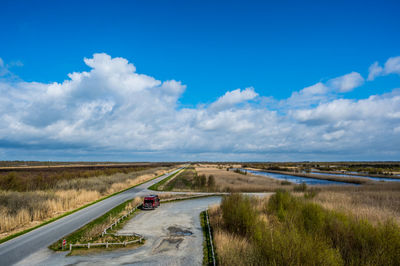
(0, 168, 183, 266)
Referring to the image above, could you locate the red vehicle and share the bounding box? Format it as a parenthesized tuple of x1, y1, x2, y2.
(142, 195, 160, 210)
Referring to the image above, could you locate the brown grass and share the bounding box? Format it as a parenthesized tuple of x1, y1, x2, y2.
(195, 165, 292, 192)
(0, 167, 172, 238)
(310, 183, 400, 225)
(209, 192, 400, 265)
(213, 229, 256, 266)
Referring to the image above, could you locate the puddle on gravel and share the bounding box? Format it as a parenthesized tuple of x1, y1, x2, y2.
(155, 238, 184, 253)
(167, 226, 193, 236)
(153, 226, 193, 253)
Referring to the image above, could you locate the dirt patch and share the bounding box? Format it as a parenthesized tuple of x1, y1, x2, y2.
(154, 238, 184, 253)
(168, 226, 193, 236)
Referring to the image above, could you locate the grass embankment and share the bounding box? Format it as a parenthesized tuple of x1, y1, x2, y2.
(196, 165, 295, 192)
(149, 167, 216, 191)
(200, 211, 216, 266)
(0, 166, 175, 242)
(209, 192, 400, 265)
(50, 197, 143, 253)
(148, 168, 184, 191)
(242, 162, 400, 177)
(247, 169, 368, 184)
(156, 165, 287, 193)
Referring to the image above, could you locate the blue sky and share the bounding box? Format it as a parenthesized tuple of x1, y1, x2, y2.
(1, 0, 400, 161)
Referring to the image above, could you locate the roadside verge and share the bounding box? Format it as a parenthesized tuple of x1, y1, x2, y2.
(0, 168, 178, 245)
(148, 168, 184, 191)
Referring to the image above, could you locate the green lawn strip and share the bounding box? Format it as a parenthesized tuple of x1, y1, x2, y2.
(49, 198, 140, 251)
(0, 168, 178, 244)
(200, 210, 216, 266)
(148, 168, 184, 191)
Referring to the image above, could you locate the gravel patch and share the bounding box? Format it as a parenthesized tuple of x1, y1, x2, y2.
(16, 196, 221, 266)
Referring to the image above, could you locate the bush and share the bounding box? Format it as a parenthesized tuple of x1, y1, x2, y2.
(267, 191, 400, 265)
(215, 191, 400, 266)
(207, 175, 215, 188)
(220, 194, 257, 236)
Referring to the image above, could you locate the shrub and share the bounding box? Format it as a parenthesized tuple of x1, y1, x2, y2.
(207, 175, 215, 188)
(267, 191, 400, 265)
(220, 194, 257, 236)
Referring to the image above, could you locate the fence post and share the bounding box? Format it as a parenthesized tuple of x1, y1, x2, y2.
(124, 241, 126, 246)
(106, 242, 108, 248)
(69, 244, 72, 251)
(88, 243, 90, 249)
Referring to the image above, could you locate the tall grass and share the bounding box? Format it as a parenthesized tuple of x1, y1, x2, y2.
(0, 167, 171, 236)
(159, 167, 215, 191)
(211, 192, 400, 265)
(312, 183, 400, 225)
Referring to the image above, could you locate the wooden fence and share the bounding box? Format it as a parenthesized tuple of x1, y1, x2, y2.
(68, 194, 218, 251)
(69, 237, 143, 251)
(69, 203, 143, 251)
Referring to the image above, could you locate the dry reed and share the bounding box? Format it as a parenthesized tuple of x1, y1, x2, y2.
(0, 168, 171, 238)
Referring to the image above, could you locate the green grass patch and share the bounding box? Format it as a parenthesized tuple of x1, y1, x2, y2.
(152, 167, 215, 192)
(0, 169, 176, 245)
(201, 210, 217, 266)
(148, 168, 184, 191)
(49, 198, 140, 251)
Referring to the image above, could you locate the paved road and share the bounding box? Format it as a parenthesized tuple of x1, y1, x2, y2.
(0, 168, 183, 266)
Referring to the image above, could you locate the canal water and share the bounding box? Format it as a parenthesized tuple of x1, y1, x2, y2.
(242, 169, 355, 185)
(309, 171, 400, 182)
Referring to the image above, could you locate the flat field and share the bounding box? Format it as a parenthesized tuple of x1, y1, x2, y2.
(0, 163, 176, 239)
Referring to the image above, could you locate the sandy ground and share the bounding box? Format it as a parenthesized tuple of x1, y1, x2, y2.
(15, 196, 222, 266)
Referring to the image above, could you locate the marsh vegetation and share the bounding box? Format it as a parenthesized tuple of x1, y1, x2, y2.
(0, 164, 175, 238)
(209, 192, 400, 265)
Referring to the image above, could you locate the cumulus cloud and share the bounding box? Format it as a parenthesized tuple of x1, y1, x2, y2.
(0, 53, 399, 160)
(368, 56, 400, 81)
(327, 72, 364, 92)
(210, 87, 258, 111)
(0, 58, 8, 76)
(286, 82, 329, 108)
(285, 72, 363, 108)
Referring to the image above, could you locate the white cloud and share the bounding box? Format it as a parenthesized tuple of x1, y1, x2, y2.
(285, 72, 363, 109)
(368, 62, 383, 81)
(368, 56, 400, 81)
(286, 82, 329, 108)
(0, 53, 400, 160)
(327, 72, 364, 92)
(210, 87, 258, 111)
(0, 58, 8, 76)
(385, 56, 400, 75)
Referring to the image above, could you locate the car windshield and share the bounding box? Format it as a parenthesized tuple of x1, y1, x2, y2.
(144, 199, 154, 204)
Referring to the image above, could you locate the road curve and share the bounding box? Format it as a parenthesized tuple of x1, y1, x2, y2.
(0, 168, 183, 266)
